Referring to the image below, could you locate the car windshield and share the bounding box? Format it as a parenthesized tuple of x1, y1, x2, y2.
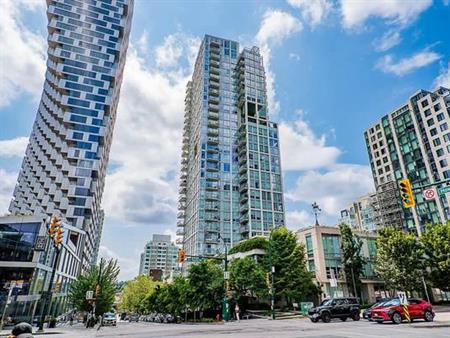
(380, 299, 400, 307)
(104, 313, 115, 318)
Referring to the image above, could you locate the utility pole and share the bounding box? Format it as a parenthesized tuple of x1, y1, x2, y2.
(37, 216, 64, 332)
(268, 231, 275, 320)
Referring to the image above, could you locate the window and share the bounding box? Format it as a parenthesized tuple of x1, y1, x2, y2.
(440, 123, 448, 132)
(427, 118, 435, 127)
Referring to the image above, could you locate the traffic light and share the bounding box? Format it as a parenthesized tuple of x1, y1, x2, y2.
(54, 226, 64, 247)
(48, 216, 61, 238)
(95, 284, 101, 297)
(399, 178, 415, 208)
(177, 249, 186, 263)
(54, 281, 62, 293)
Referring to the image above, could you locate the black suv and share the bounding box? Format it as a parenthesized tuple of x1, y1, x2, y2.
(308, 297, 360, 323)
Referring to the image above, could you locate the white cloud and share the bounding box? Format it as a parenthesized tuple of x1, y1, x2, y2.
(376, 50, 441, 76)
(154, 32, 200, 68)
(279, 116, 341, 171)
(256, 9, 302, 118)
(285, 210, 313, 230)
(0, 137, 28, 157)
(99, 245, 139, 281)
(286, 164, 375, 216)
(0, 0, 46, 107)
(287, 0, 333, 27)
(340, 0, 432, 29)
(103, 34, 201, 229)
(373, 30, 402, 52)
(289, 52, 301, 61)
(0, 169, 16, 216)
(434, 61, 450, 89)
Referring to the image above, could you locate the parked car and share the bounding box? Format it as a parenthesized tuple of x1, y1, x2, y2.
(103, 312, 117, 326)
(371, 298, 434, 324)
(128, 314, 140, 322)
(362, 298, 393, 320)
(308, 297, 360, 323)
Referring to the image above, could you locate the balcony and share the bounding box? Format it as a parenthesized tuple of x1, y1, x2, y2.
(210, 65, 220, 75)
(208, 111, 219, 120)
(207, 136, 219, 144)
(176, 238, 183, 244)
(209, 96, 219, 104)
(240, 193, 248, 204)
(209, 88, 219, 97)
(206, 145, 219, 153)
(239, 183, 248, 193)
(208, 120, 219, 128)
(205, 193, 219, 201)
(208, 103, 219, 112)
(210, 73, 220, 82)
(209, 80, 219, 89)
(206, 173, 219, 181)
(205, 183, 219, 191)
(176, 228, 185, 236)
(205, 203, 219, 211)
(207, 128, 219, 137)
(240, 204, 249, 213)
(205, 225, 220, 232)
(210, 52, 220, 62)
(177, 211, 185, 219)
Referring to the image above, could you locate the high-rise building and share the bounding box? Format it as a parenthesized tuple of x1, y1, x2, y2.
(178, 35, 285, 258)
(364, 87, 450, 234)
(138, 234, 178, 279)
(9, 0, 134, 269)
(340, 193, 381, 232)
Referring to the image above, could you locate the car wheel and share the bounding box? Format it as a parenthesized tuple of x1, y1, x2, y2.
(424, 310, 434, 322)
(310, 318, 319, 323)
(376, 320, 383, 324)
(340, 317, 347, 321)
(351, 312, 360, 321)
(321, 312, 331, 323)
(391, 312, 402, 324)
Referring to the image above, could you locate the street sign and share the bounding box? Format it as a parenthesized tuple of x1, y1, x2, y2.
(34, 236, 47, 251)
(224, 271, 230, 280)
(86, 290, 94, 300)
(438, 186, 450, 195)
(398, 291, 408, 305)
(423, 188, 436, 200)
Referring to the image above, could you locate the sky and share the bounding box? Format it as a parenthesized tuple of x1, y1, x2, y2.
(0, 0, 449, 280)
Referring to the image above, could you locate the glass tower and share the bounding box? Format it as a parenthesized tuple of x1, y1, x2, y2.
(178, 35, 285, 258)
(364, 87, 450, 234)
(9, 0, 134, 268)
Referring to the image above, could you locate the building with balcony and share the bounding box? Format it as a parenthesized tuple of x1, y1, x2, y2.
(364, 87, 450, 234)
(8, 0, 134, 269)
(0, 215, 84, 323)
(178, 35, 285, 258)
(340, 193, 381, 232)
(296, 225, 385, 303)
(138, 234, 178, 280)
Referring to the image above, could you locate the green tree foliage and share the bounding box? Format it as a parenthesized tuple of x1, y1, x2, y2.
(375, 227, 424, 293)
(228, 236, 268, 255)
(267, 226, 319, 306)
(229, 257, 267, 301)
(68, 258, 119, 315)
(339, 223, 366, 298)
(421, 222, 450, 291)
(187, 260, 224, 312)
(120, 275, 160, 313)
(143, 277, 189, 315)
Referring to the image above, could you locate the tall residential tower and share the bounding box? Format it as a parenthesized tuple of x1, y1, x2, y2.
(178, 35, 285, 258)
(364, 87, 450, 234)
(9, 0, 134, 268)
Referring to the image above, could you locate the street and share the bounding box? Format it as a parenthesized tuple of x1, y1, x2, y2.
(46, 316, 450, 338)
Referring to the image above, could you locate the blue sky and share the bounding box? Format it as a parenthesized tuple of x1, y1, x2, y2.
(0, 0, 449, 280)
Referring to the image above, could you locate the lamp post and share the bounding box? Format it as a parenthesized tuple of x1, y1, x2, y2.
(217, 234, 230, 321)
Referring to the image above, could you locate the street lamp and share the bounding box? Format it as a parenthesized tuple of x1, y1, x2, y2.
(217, 234, 230, 321)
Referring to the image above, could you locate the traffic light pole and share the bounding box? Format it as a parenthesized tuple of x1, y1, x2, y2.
(38, 247, 61, 332)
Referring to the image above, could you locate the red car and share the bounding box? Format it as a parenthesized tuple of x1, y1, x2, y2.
(371, 298, 434, 324)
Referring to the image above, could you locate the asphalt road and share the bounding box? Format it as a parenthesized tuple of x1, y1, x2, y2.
(52, 317, 450, 338)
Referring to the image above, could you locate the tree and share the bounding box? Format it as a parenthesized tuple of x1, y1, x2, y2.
(228, 236, 268, 255)
(229, 257, 267, 302)
(187, 260, 224, 312)
(145, 277, 189, 316)
(120, 275, 160, 313)
(266, 226, 319, 306)
(375, 227, 424, 293)
(421, 222, 450, 291)
(339, 223, 365, 298)
(68, 258, 119, 315)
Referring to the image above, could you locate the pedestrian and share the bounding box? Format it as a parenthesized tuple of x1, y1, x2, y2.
(7, 322, 33, 338)
(234, 304, 240, 322)
(68, 313, 73, 326)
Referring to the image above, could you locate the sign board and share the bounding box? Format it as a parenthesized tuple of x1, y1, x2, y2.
(34, 236, 47, 251)
(86, 290, 94, 300)
(330, 278, 337, 287)
(438, 186, 450, 195)
(398, 291, 408, 305)
(224, 271, 230, 280)
(423, 188, 436, 201)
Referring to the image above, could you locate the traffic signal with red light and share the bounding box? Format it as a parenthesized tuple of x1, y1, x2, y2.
(399, 178, 415, 208)
(177, 249, 186, 263)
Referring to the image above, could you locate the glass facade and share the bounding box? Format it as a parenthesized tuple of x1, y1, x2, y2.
(9, 0, 134, 268)
(179, 36, 285, 257)
(322, 234, 342, 279)
(0, 221, 41, 262)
